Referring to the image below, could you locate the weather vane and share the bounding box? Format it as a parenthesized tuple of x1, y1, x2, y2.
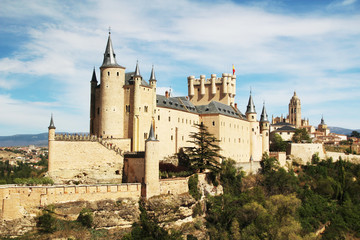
(108, 26, 111, 34)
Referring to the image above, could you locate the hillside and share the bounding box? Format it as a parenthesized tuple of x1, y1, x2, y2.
(0, 133, 48, 147)
(328, 126, 360, 136)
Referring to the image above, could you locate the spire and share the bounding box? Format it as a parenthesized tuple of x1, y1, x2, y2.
(48, 114, 56, 129)
(134, 60, 141, 78)
(260, 102, 268, 122)
(149, 65, 156, 81)
(321, 115, 325, 125)
(101, 32, 120, 68)
(246, 91, 256, 114)
(146, 123, 157, 141)
(91, 67, 97, 83)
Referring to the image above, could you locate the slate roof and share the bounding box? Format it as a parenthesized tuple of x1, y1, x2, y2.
(125, 72, 150, 87)
(156, 95, 198, 113)
(271, 122, 293, 126)
(275, 125, 296, 132)
(156, 96, 246, 119)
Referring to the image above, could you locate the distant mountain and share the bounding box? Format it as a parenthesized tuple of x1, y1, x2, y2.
(0, 132, 89, 147)
(0, 133, 48, 147)
(328, 127, 360, 136)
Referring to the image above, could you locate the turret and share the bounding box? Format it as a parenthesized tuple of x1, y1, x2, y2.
(48, 114, 56, 172)
(144, 124, 160, 198)
(149, 65, 157, 122)
(132, 61, 142, 151)
(222, 73, 228, 94)
(260, 103, 270, 153)
(200, 75, 205, 96)
(90, 68, 97, 135)
(188, 75, 195, 97)
(246, 91, 257, 122)
(211, 74, 216, 95)
(99, 32, 126, 138)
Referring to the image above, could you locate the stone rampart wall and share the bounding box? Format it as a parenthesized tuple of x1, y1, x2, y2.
(49, 140, 126, 184)
(290, 143, 326, 164)
(0, 183, 141, 221)
(326, 152, 360, 163)
(160, 178, 188, 195)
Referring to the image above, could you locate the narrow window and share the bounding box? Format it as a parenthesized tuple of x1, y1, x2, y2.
(126, 105, 130, 113)
(144, 133, 148, 139)
(158, 115, 160, 121)
(212, 121, 215, 126)
(171, 135, 173, 140)
(144, 106, 148, 112)
(107, 71, 110, 76)
(168, 116, 171, 122)
(117, 72, 119, 76)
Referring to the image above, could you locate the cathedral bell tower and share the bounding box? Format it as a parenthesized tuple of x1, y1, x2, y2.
(289, 91, 301, 128)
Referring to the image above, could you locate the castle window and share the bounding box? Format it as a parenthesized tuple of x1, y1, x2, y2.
(126, 105, 130, 113)
(144, 133, 148, 139)
(186, 119, 188, 124)
(212, 121, 215, 126)
(266, 132, 268, 136)
(178, 118, 180, 123)
(156, 134, 158, 139)
(144, 106, 148, 112)
(117, 72, 119, 76)
(182, 136, 184, 141)
(252, 116, 254, 119)
(107, 71, 110, 76)
(97, 108, 100, 115)
(171, 135, 173, 140)
(168, 116, 171, 122)
(252, 128, 254, 132)
(158, 115, 160, 121)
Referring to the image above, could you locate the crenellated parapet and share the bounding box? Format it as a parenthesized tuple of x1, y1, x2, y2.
(188, 73, 236, 106)
(55, 133, 98, 141)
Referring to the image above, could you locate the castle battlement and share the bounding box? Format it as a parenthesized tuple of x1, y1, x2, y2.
(55, 133, 98, 141)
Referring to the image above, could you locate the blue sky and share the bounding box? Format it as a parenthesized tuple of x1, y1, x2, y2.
(0, 0, 359, 135)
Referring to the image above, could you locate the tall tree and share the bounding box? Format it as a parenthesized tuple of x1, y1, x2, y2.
(292, 128, 311, 143)
(184, 123, 222, 173)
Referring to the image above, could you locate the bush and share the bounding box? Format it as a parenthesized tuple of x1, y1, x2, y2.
(188, 174, 201, 200)
(77, 208, 93, 228)
(37, 211, 57, 233)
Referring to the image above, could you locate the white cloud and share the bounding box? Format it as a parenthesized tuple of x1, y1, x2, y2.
(0, 0, 360, 134)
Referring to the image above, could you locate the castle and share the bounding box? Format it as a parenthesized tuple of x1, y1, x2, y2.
(47, 32, 270, 197)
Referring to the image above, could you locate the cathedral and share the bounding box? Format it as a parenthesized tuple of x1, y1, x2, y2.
(47, 33, 270, 186)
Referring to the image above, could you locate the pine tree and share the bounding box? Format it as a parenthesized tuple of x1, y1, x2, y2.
(184, 123, 222, 173)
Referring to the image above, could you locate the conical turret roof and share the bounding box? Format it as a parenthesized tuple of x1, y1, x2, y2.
(101, 32, 123, 68)
(246, 92, 256, 114)
(146, 123, 157, 141)
(48, 114, 56, 129)
(91, 68, 97, 83)
(149, 65, 156, 81)
(320, 115, 325, 125)
(134, 60, 142, 78)
(260, 103, 269, 122)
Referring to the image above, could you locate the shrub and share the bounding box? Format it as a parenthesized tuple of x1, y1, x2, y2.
(77, 208, 93, 228)
(36, 211, 57, 233)
(188, 174, 201, 200)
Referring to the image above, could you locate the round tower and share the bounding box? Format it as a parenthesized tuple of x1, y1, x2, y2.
(48, 114, 56, 173)
(144, 124, 160, 199)
(260, 103, 270, 153)
(246, 91, 258, 160)
(90, 68, 98, 135)
(132, 61, 142, 151)
(188, 75, 195, 97)
(149, 65, 157, 123)
(99, 32, 126, 138)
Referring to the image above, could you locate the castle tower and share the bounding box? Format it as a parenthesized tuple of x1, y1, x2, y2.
(132, 61, 142, 151)
(48, 114, 56, 173)
(260, 103, 270, 153)
(144, 124, 160, 199)
(90, 68, 98, 135)
(246, 92, 259, 160)
(149, 65, 157, 124)
(289, 91, 301, 128)
(99, 32, 126, 138)
(187, 73, 236, 106)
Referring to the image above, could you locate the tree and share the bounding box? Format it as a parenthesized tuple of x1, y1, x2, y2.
(292, 128, 311, 143)
(350, 131, 360, 138)
(183, 123, 222, 173)
(270, 133, 288, 152)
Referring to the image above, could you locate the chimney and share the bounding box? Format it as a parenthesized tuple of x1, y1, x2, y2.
(165, 91, 169, 98)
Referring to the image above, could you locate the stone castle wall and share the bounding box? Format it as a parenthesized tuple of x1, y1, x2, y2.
(289, 143, 326, 164)
(160, 178, 189, 195)
(0, 183, 141, 221)
(49, 135, 130, 184)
